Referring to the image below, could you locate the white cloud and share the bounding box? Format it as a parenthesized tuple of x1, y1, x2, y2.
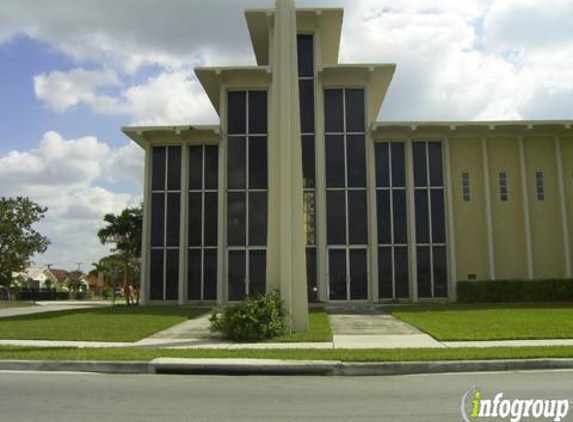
(34, 68, 120, 112)
(0, 132, 142, 269)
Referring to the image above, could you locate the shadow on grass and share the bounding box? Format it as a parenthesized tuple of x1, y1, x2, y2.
(383, 302, 573, 314)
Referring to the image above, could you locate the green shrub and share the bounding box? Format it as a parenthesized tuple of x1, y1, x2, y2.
(457, 279, 573, 303)
(209, 292, 288, 342)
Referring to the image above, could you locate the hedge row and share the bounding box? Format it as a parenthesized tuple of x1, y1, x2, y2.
(457, 279, 573, 303)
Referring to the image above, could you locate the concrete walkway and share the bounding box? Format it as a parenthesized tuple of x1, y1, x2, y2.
(0, 301, 112, 318)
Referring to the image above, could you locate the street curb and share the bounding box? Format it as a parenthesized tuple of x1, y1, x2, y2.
(1, 358, 573, 376)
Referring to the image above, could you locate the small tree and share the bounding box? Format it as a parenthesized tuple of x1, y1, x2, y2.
(0, 197, 50, 287)
(97, 204, 142, 305)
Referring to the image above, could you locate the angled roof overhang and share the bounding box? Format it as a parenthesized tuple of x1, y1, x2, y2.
(122, 125, 222, 149)
(370, 121, 573, 139)
(194, 66, 271, 116)
(320, 64, 396, 122)
(245, 8, 343, 66)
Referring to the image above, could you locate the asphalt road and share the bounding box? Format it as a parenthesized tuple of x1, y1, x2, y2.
(1, 370, 572, 421)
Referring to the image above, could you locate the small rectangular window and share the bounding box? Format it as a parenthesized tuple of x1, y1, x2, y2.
(499, 172, 508, 201)
(461, 172, 470, 202)
(535, 170, 544, 201)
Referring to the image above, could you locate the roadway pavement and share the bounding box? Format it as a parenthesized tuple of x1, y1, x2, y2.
(1, 370, 572, 422)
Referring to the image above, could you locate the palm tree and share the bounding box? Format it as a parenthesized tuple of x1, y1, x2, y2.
(97, 205, 142, 305)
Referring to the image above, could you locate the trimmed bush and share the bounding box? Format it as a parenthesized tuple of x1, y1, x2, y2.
(457, 279, 573, 303)
(209, 292, 288, 342)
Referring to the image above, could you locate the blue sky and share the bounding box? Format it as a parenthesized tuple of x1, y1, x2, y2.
(0, 0, 571, 271)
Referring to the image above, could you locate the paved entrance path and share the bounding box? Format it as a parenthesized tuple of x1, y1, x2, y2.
(0, 301, 111, 318)
(326, 306, 445, 349)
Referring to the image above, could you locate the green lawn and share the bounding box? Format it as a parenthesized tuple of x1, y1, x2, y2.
(0, 345, 572, 362)
(387, 303, 573, 341)
(0, 306, 207, 342)
(271, 308, 332, 342)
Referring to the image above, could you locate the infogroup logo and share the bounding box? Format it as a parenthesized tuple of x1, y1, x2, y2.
(461, 387, 570, 422)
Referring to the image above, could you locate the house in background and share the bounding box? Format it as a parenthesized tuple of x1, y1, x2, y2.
(123, 0, 573, 331)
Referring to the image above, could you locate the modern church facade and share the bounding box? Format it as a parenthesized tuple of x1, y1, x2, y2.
(124, 0, 573, 329)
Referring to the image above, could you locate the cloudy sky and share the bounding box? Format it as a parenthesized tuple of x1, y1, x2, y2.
(0, 0, 572, 271)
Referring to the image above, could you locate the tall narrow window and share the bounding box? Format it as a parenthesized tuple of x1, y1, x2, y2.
(188, 145, 219, 301)
(499, 172, 508, 201)
(150, 145, 181, 301)
(227, 90, 268, 301)
(461, 172, 470, 202)
(413, 141, 447, 298)
(298, 34, 317, 301)
(324, 88, 368, 301)
(535, 170, 545, 201)
(375, 142, 409, 300)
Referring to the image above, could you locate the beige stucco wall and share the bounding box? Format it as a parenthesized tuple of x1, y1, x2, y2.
(450, 138, 489, 281)
(488, 137, 528, 279)
(561, 137, 573, 274)
(525, 137, 565, 278)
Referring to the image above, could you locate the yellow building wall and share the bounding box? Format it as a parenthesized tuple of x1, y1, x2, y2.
(561, 137, 573, 274)
(450, 138, 489, 281)
(525, 137, 564, 278)
(488, 138, 528, 279)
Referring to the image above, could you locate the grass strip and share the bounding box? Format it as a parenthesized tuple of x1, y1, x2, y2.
(271, 309, 333, 342)
(1, 345, 573, 362)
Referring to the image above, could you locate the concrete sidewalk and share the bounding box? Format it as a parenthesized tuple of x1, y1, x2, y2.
(0, 301, 112, 318)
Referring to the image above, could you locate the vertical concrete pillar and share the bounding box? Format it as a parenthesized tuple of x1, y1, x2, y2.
(481, 137, 496, 280)
(519, 137, 534, 279)
(366, 133, 379, 302)
(444, 138, 457, 301)
(267, 0, 308, 331)
(140, 142, 152, 305)
(405, 137, 418, 301)
(555, 137, 572, 278)
(217, 84, 227, 305)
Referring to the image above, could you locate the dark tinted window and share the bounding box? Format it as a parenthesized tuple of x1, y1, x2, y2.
(151, 193, 165, 247)
(393, 190, 407, 244)
(428, 142, 443, 187)
(149, 249, 164, 300)
(391, 143, 406, 187)
(204, 192, 218, 247)
(433, 246, 448, 297)
(415, 190, 429, 243)
(248, 91, 267, 134)
(228, 250, 246, 301)
(165, 249, 179, 300)
(327, 191, 346, 245)
(394, 247, 409, 298)
(375, 143, 390, 188)
(228, 91, 246, 135)
(249, 192, 268, 246)
(187, 249, 201, 300)
(167, 146, 181, 191)
(349, 249, 367, 300)
(324, 89, 344, 133)
(299, 80, 315, 133)
(345, 89, 365, 133)
(376, 190, 391, 244)
(203, 250, 218, 301)
(297, 34, 314, 77)
(348, 191, 367, 245)
(306, 248, 318, 302)
(188, 192, 202, 247)
(416, 246, 432, 298)
(249, 250, 266, 296)
(328, 249, 346, 300)
(204, 146, 219, 190)
(227, 192, 246, 246)
(152, 146, 166, 191)
(166, 193, 180, 247)
(378, 247, 392, 299)
(413, 142, 427, 187)
(302, 135, 315, 189)
(249, 136, 268, 189)
(227, 137, 246, 190)
(188, 146, 203, 190)
(347, 135, 366, 188)
(325, 135, 345, 188)
(431, 190, 445, 243)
